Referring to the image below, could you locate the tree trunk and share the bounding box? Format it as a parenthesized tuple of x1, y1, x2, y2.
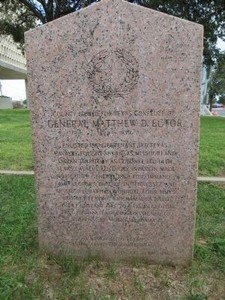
(209, 98, 213, 111)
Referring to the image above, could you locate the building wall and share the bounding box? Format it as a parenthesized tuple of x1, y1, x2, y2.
(0, 35, 26, 70)
(0, 97, 13, 109)
(201, 66, 210, 105)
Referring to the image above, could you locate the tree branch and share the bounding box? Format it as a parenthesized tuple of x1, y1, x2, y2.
(19, 0, 46, 23)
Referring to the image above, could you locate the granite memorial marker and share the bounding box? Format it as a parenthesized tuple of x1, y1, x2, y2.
(25, 0, 203, 265)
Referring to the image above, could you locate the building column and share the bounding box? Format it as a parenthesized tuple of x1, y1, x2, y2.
(25, 79, 29, 108)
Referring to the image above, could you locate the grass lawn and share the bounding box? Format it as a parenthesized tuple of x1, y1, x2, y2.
(199, 117, 225, 177)
(0, 109, 33, 170)
(0, 175, 225, 299)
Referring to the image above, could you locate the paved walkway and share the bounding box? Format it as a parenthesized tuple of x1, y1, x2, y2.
(0, 170, 225, 183)
(0, 170, 34, 175)
(197, 177, 225, 183)
(212, 108, 225, 117)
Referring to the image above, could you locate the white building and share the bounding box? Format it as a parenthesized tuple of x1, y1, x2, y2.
(0, 35, 27, 80)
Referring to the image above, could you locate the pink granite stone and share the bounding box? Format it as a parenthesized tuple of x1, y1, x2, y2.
(25, 0, 203, 265)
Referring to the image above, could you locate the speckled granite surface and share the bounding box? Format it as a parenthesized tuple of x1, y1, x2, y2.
(25, 0, 203, 265)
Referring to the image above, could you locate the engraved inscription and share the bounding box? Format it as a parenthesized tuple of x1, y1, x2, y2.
(45, 111, 183, 230)
(46, 109, 185, 139)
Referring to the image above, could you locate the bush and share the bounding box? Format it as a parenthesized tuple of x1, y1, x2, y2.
(0, 95, 11, 99)
(12, 101, 24, 109)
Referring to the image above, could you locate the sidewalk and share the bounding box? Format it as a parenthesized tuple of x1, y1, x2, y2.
(1, 170, 225, 183)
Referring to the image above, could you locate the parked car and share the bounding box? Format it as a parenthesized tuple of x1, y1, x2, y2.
(212, 103, 224, 108)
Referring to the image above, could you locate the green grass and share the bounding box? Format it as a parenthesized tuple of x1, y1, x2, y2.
(0, 109, 33, 170)
(199, 117, 225, 176)
(0, 176, 225, 299)
(196, 184, 225, 272)
(0, 111, 225, 176)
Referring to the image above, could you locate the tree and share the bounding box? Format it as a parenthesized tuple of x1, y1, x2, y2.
(0, 0, 36, 49)
(0, 0, 224, 67)
(218, 95, 225, 106)
(0, 0, 98, 47)
(208, 52, 225, 110)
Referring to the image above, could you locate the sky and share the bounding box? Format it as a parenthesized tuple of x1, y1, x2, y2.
(1, 80, 26, 101)
(1, 39, 225, 101)
(217, 38, 225, 51)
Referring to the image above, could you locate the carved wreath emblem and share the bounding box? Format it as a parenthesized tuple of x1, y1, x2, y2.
(87, 48, 139, 98)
